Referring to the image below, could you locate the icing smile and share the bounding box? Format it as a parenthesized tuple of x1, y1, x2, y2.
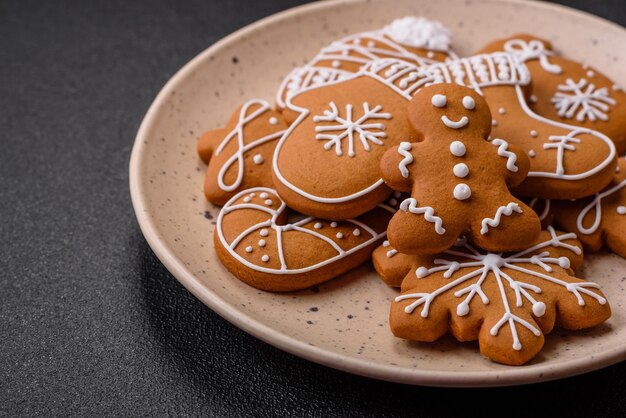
(441, 115, 469, 129)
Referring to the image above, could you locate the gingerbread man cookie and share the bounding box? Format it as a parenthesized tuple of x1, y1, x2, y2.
(215, 187, 398, 291)
(477, 34, 626, 154)
(197, 99, 288, 205)
(380, 83, 541, 254)
(381, 228, 611, 366)
(553, 157, 626, 258)
(276, 16, 457, 117)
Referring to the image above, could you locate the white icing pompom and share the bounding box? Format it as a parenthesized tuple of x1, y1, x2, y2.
(453, 163, 469, 178)
(245, 246, 253, 253)
(261, 255, 270, 262)
(462, 96, 475, 110)
(617, 205, 626, 215)
(416, 266, 429, 278)
(264, 199, 273, 206)
(383, 16, 452, 51)
(431, 94, 447, 108)
(449, 141, 466, 157)
(243, 196, 251, 203)
(336, 232, 344, 239)
(456, 301, 470, 317)
(314, 222, 323, 229)
(558, 256, 571, 269)
(353, 229, 361, 236)
(258, 239, 266, 247)
(253, 154, 264, 165)
(530, 130, 538, 137)
(259, 192, 269, 198)
(453, 183, 471, 200)
(260, 229, 269, 237)
(269, 116, 278, 125)
(532, 302, 546, 317)
(330, 222, 338, 228)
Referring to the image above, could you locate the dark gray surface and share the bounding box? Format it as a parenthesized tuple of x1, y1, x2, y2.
(1, 0, 626, 416)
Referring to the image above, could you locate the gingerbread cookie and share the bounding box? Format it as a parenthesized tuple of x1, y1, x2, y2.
(214, 187, 398, 291)
(525, 198, 554, 229)
(380, 83, 541, 254)
(369, 54, 617, 199)
(384, 228, 611, 366)
(477, 34, 626, 154)
(553, 157, 626, 258)
(197, 99, 288, 205)
(276, 16, 456, 116)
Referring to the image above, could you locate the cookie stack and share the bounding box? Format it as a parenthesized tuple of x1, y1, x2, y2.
(197, 17, 625, 366)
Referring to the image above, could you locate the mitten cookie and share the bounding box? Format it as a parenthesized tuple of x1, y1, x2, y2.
(553, 157, 626, 258)
(276, 16, 456, 114)
(197, 99, 288, 205)
(387, 228, 611, 366)
(477, 34, 626, 154)
(380, 83, 541, 254)
(214, 187, 398, 291)
(368, 54, 617, 199)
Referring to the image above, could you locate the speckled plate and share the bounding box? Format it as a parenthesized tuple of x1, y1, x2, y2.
(130, 0, 626, 387)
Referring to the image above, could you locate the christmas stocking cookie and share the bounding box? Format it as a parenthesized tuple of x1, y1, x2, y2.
(380, 83, 541, 254)
(197, 99, 288, 205)
(477, 34, 626, 154)
(553, 157, 626, 258)
(387, 228, 611, 366)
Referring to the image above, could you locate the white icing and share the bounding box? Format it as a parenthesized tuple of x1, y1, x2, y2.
(336, 232, 344, 239)
(442, 115, 469, 129)
(260, 192, 269, 198)
(462, 96, 475, 110)
(243, 196, 251, 203)
(449, 141, 466, 157)
(245, 246, 253, 253)
(498, 108, 506, 115)
(330, 222, 338, 228)
(262, 255, 270, 262)
(400, 198, 446, 234)
(491, 138, 519, 172)
(269, 116, 279, 125)
(383, 240, 390, 247)
(331, 60, 341, 68)
(491, 119, 498, 127)
(397, 141, 414, 178)
(480, 202, 522, 234)
(396, 227, 602, 351)
(258, 239, 266, 247)
(314, 222, 323, 229)
(260, 229, 269, 237)
(215, 99, 287, 192)
(503, 39, 562, 74)
(264, 199, 273, 206)
(529, 150, 536, 157)
(617, 206, 626, 215)
(576, 177, 626, 234)
(386, 249, 398, 258)
(551, 78, 616, 122)
(453, 183, 471, 200)
(530, 130, 538, 137)
(431, 94, 447, 107)
(530, 95, 538, 103)
(383, 16, 452, 51)
(353, 229, 361, 236)
(313, 101, 392, 157)
(453, 163, 469, 178)
(427, 51, 435, 59)
(253, 154, 264, 165)
(586, 70, 595, 78)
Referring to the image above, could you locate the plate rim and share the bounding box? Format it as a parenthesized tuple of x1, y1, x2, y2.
(129, 0, 626, 387)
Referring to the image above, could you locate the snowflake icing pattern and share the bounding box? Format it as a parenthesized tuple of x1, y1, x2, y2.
(313, 101, 392, 157)
(551, 78, 616, 122)
(395, 227, 606, 351)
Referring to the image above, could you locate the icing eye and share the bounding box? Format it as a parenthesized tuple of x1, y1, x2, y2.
(431, 94, 447, 108)
(462, 96, 475, 110)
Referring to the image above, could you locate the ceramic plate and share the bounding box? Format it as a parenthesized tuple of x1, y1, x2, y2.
(130, 0, 626, 387)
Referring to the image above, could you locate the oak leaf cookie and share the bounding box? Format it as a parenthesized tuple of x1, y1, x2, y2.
(385, 228, 611, 366)
(197, 99, 288, 205)
(380, 83, 541, 254)
(553, 157, 626, 258)
(214, 187, 398, 291)
(276, 16, 457, 116)
(367, 52, 617, 199)
(477, 34, 626, 154)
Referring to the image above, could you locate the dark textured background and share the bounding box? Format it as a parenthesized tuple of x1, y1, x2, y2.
(2, 0, 626, 416)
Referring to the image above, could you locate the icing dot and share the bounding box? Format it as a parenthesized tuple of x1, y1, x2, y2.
(383, 240, 390, 247)
(453, 183, 471, 200)
(491, 119, 498, 127)
(353, 229, 361, 236)
(336, 232, 344, 239)
(249, 193, 256, 197)
(354, 38, 361, 45)
(449, 141, 466, 157)
(453, 163, 469, 178)
(259, 192, 269, 198)
(314, 222, 323, 229)
(264, 199, 273, 206)
(258, 239, 266, 247)
(532, 302, 546, 317)
(269, 116, 278, 125)
(330, 222, 338, 228)
(498, 108, 506, 115)
(243, 196, 251, 203)
(431, 94, 447, 108)
(331, 60, 341, 68)
(456, 301, 470, 317)
(367, 40, 375, 47)
(530, 130, 538, 137)
(393, 191, 402, 198)
(613, 84, 622, 91)
(616, 165, 621, 173)
(530, 95, 538, 103)
(261, 255, 270, 262)
(586, 70, 595, 78)
(245, 246, 253, 253)
(558, 256, 570, 269)
(389, 198, 398, 206)
(427, 51, 435, 59)
(253, 154, 264, 165)
(617, 206, 626, 215)
(462, 96, 475, 110)
(529, 149, 536, 158)
(416, 267, 429, 278)
(260, 229, 269, 237)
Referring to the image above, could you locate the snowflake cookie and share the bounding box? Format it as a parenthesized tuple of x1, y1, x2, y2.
(380, 83, 541, 254)
(214, 187, 398, 291)
(553, 157, 626, 258)
(376, 227, 611, 366)
(197, 99, 288, 205)
(478, 34, 626, 154)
